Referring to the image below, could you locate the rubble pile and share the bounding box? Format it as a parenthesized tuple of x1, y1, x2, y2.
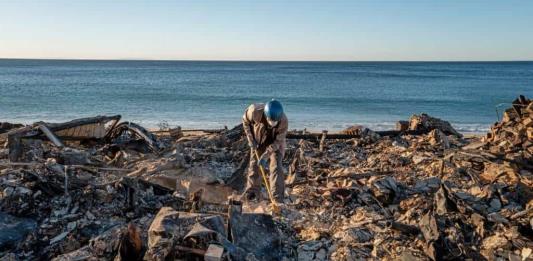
(0, 96, 532, 260)
(406, 113, 462, 137)
(483, 95, 533, 165)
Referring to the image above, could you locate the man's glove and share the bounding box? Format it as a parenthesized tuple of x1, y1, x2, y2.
(257, 151, 269, 169)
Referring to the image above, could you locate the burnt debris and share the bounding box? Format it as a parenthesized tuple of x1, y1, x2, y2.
(0, 96, 532, 260)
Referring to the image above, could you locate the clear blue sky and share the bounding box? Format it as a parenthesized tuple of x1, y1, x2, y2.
(1, 0, 532, 61)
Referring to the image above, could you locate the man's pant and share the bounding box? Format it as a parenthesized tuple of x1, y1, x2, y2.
(244, 148, 285, 203)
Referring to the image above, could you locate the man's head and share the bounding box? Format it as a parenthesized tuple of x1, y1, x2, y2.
(264, 99, 283, 126)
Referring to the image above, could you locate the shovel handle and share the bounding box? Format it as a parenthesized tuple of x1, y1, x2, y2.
(254, 150, 279, 213)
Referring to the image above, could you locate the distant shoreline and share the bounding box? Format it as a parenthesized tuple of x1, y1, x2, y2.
(1, 58, 533, 63)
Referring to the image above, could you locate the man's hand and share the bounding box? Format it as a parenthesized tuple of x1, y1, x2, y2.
(257, 151, 269, 169)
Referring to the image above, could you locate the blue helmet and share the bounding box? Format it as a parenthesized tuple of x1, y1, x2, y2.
(264, 99, 284, 121)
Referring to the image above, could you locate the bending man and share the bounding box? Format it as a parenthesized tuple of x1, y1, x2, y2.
(242, 99, 288, 203)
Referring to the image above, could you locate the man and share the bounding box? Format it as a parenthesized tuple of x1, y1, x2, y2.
(242, 99, 288, 203)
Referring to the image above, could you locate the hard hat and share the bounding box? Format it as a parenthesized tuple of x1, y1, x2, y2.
(264, 99, 284, 122)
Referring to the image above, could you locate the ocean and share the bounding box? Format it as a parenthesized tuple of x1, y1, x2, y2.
(1, 59, 532, 133)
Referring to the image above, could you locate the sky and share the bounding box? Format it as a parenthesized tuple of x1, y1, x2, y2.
(0, 0, 532, 61)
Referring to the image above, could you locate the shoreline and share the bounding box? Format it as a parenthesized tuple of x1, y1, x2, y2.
(3, 57, 533, 63)
(0, 118, 490, 137)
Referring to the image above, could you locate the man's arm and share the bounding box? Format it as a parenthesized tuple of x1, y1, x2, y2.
(242, 105, 256, 147)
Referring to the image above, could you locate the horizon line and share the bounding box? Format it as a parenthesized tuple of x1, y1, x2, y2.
(1, 57, 533, 63)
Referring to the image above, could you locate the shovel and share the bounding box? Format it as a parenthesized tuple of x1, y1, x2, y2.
(253, 149, 281, 215)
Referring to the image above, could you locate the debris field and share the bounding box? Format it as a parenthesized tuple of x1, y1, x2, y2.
(1, 95, 533, 260)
